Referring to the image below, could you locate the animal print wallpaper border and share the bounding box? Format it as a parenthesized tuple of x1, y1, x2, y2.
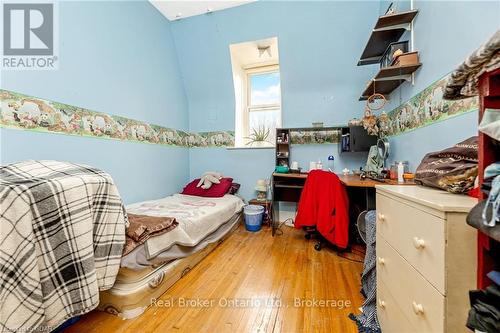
(0, 90, 235, 148)
(382, 75, 478, 137)
(0, 76, 478, 149)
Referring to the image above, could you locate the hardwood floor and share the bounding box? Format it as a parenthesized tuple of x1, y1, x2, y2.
(64, 225, 365, 333)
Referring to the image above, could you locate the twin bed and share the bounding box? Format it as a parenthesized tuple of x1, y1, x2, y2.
(99, 193, 244, 319)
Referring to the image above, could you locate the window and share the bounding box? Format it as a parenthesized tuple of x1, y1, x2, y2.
(230, 37, 281, 148)
(245, 66, 281, 146)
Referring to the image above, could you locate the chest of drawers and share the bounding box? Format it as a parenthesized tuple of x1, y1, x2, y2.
(375, 185, 477, 333)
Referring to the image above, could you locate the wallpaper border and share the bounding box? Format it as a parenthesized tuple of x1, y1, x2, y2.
(383, 74, 478, 137)
(1, 76, 479, 149)
(0, 90, 234, 148)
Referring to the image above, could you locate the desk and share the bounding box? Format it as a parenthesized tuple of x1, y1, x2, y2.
(272, 173, 306, 235)
(272, 172, 410, 186)
(339, 174, 379, 214)
(339, 174, 415, 187)
(271, 172, 414, 236)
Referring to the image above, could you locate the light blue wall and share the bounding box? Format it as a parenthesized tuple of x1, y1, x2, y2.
(171, 1, 380, 200)
(0, 1, 190, 204)
(189, 146, 368, 201)
(3, 1, 496, 204)
(380, 0, 500, 169)
(189, 148, 275, 201)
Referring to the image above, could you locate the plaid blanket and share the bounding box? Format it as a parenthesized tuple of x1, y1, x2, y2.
(1, 161, 126, 332)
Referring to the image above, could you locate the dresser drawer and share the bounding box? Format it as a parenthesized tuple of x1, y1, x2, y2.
(377, 279, 415, 333)
(377, 236, 445, 333)
(377, 193, 445, 294)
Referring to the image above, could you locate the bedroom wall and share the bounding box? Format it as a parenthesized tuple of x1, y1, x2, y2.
(170, 1, 380, 200)
(377, 0, 500, 169)
(0, 1, 189, 204)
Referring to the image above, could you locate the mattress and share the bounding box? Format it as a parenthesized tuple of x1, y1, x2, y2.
(120, 212, 242, 275)
(98, 213, 242, 319)
(126, 194, 245, 258)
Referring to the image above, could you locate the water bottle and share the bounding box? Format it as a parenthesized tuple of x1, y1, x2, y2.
(327, 155, 335, 172)
(397, 161, 404, 183)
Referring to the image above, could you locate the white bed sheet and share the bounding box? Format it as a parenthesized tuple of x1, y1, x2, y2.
(126, 194, 244, 258)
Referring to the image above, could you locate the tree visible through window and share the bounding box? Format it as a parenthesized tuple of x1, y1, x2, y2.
(246, 67, 281, 146)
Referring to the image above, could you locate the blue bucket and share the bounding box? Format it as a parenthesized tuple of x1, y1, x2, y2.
(244, 205, 265, 232)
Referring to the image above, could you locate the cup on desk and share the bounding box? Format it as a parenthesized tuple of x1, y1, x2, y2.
(309, 161, 317, 171)
(291, 161, 299, 170)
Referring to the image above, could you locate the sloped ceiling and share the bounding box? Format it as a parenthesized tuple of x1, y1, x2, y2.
(150, 0, 257, 21)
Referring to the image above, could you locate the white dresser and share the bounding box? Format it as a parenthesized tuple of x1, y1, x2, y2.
(375, 185, 477, 333)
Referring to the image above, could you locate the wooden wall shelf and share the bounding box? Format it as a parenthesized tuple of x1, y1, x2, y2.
(358, 9, 419, 66)
(359, 63, 422, 100)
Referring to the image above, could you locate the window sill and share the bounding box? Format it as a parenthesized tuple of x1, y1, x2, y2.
(226, 146, 275, 150)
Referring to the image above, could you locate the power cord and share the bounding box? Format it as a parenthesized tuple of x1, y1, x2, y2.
(337, 253, 365, 264)
(274, 217, 294, 236)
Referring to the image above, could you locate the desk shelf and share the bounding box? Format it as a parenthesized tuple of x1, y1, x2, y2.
(274, 184, 304, 189)
(276, 129, 291, 167)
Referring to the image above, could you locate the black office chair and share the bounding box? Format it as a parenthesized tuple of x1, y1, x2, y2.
(303, 226, 324, 251)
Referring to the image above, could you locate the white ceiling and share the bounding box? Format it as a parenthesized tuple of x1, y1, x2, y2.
(150, 0, 257, 21)
(230, 37, 279, 68)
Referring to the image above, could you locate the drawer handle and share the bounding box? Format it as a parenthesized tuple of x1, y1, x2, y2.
(377, 257, 385, 265)
(378, 300, 386, 308)
(378, 213, 386, 222)
(412, 302, 424, 315)
(413, 237, 426, 249)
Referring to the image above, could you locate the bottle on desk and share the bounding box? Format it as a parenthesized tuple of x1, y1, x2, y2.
(397, 161, 404, 183)
(317, 159, 323, 170)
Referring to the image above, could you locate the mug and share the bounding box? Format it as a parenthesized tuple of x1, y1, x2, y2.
(291, 161, 299, 169)
(309, 161, 317, 171)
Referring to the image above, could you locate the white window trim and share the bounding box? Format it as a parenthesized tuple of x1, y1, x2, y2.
(243, 64, 282, 143)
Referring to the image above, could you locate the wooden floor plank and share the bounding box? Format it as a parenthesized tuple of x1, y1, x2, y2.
(63, 225, 364, 333)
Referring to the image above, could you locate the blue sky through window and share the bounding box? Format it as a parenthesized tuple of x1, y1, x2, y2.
(250, 72, 281, 105)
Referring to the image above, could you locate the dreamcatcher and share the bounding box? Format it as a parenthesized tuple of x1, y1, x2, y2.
(363, 83, 390, 137)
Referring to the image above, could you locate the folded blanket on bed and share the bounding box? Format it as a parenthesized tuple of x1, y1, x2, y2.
(123, 214, 178, 255)
(0, 160, 126, 333)
(126, 194, 244, 259)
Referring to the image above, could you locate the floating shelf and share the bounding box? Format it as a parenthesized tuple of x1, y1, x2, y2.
(280, 126, 344, 132)
(358, 10, 419, 66)
(359, 63, 422, 100)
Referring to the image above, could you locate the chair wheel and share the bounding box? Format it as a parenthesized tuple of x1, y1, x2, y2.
(305, 233, 311, 240)
(314, 243, 322, 251)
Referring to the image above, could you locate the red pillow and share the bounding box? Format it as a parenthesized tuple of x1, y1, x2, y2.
(181, 178, 234, 198)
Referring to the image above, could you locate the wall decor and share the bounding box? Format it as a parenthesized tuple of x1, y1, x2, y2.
(185, 131, 235, 147)
(383, 75, 478, 137)
(0, 90, 234, 148)
(2, 77, 476, 149)
(290, 129, 341, 144)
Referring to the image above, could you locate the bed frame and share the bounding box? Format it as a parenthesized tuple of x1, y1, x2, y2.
(98, 214, 242, 319)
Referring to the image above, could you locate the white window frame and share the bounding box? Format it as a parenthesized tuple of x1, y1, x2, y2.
(243, 64, 282, 143)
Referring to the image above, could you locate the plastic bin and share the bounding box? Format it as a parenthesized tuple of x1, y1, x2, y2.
(244, 205, 265, 232)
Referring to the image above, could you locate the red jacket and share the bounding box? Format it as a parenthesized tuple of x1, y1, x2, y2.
(294, 170, 349, 248)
